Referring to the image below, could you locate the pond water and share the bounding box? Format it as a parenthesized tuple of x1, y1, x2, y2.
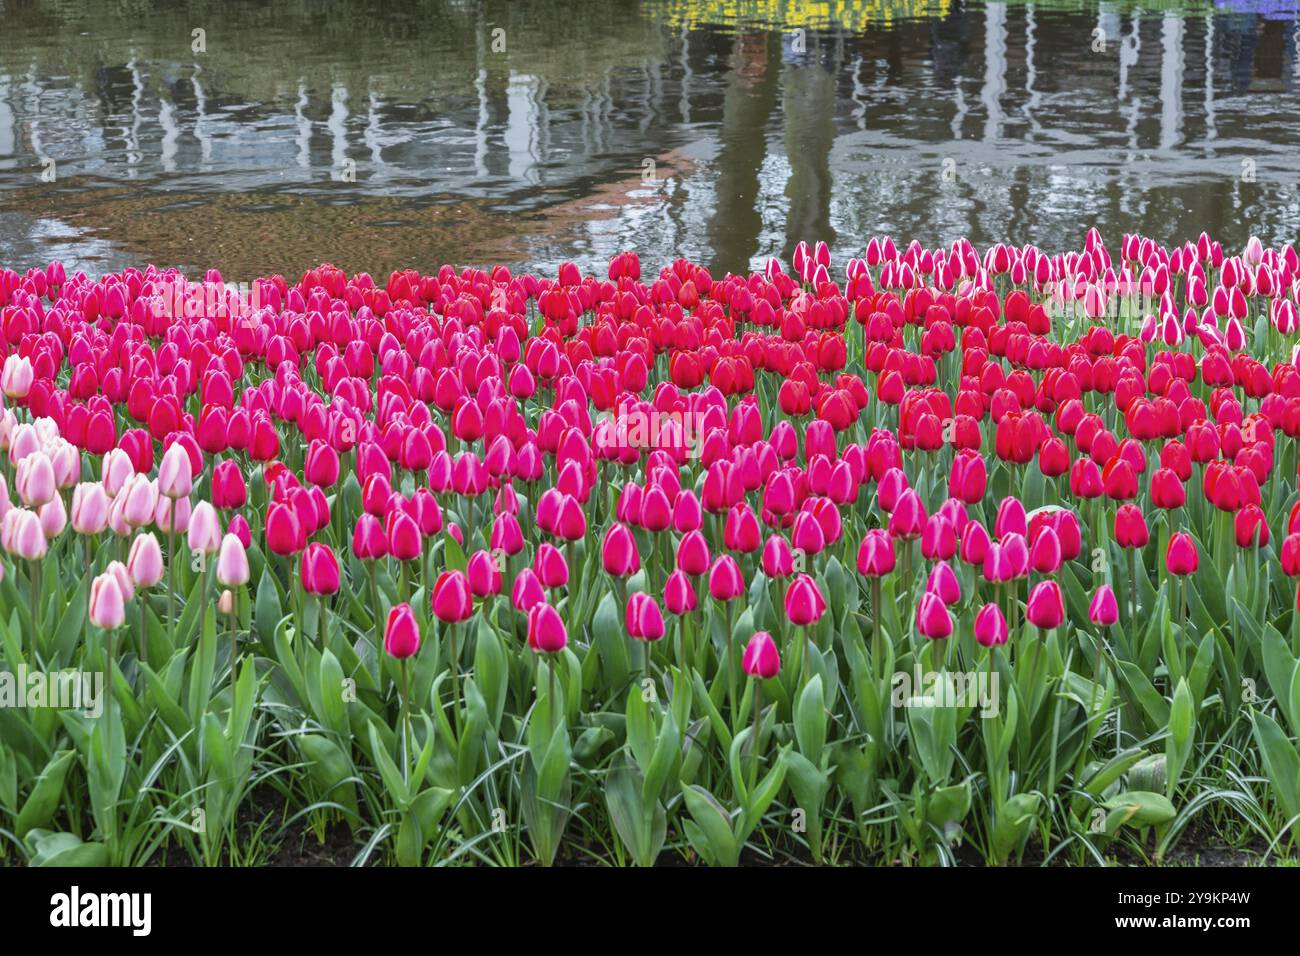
(1, 0, 1299, 280)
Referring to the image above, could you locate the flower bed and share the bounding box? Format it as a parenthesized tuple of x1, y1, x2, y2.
(0, 231, 1296, 865)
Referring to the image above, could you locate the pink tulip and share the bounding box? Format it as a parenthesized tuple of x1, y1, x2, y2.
(974, 603, 1008, 647)
(1, 355, 33, 400)
(1088, 585, 1119, 627)
(5, 510, 47, 560)
(512, 568, 546, 611)
(626, 591, 666, 641)
(101, 449, 135, 497)
(71, 482, 110, 535)
(216, 534, 250, 588)
(534, 543, 569, 589)
(708, 554, 744, 601)
(742, 631, 780, 678)
(602, 522, 640, 577)
(105, 559, 135, 603)
(915, 591, 952, 639)
(527, 602, 567, 652)
(15, 452, 56, 507)
(926, 561, 961, 606)
(187, 501, 222, 554)
(38, 496, 66, 539)
(158, 442, 193, 499)
(121, 474, 158, 528)
(89, 572, 126, 630)
(663, 569, 698, 615)
(784, 573, 826, 626)
(467, 549, 503, 597)
(856, 529, 896, 576)
(128, 532, 165, 588)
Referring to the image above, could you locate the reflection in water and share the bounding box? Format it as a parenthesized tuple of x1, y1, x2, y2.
(1, 0, 1300, 278)
(708, 32, 780, 275)
(1160, 13, 1184, 152)
(781, 32, 837, 262)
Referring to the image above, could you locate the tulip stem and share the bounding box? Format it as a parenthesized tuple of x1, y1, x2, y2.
(369, 562, 383, 680)
(31, 560, 41, 644)
(749, 681, 762, 791)
(105, 625, 116, 755)
(1127, 549, 1137, 621)
(448, 622, 461, 739)
(548, 653, 560, 735)
(399, 657, 410, 784)
(167, 527, 177, 648)
(229, 608, 239, 684)
(870, 577, 883, 682)
(725, 600, 737, 723)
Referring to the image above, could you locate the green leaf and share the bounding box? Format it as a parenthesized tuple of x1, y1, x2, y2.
(1249, 710, 1300, 822)
(254, 566, 285, 645)
(794, 674, 827, 759)
(15, 750, 75, 839)
(1103, 791, 1177, 829)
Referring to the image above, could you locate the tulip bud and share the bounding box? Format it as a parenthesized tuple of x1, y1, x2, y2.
(625, 592, 666, 641)
(216, 533, 250, 587)
(527, 602, 568, 652)
(1088, 585, 1119, 627)
(300, 543, 341, 595)
(915, 591, 953, 639)
(468, 549, 503, 597)
(741, 631, 780, 678)
(431, 569, 473, 623)
(974, 603, 1008, 647)
(89, 572, 126, 630)
(602, 522, 640, 577)
(1166, 532, 1199, 575)
(158, 442, 194, 499)
(127, 532, 165, 588)
(384, 603, 422, 659)
(1026, 580, 1065, 630)
(71, 482, 110, 535)
(663, 569, 698, 615)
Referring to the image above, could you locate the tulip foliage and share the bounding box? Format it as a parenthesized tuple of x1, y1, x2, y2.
(1, 231, 1300, 866)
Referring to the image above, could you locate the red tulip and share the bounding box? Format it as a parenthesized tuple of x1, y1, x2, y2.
(1113, 504, 1149, 549)
(1026, 581, 1064, 630)
(431, 570, 473, 623)
(305, 439, 340, 487)
(1166, 532, 1199, 575)
(384, 603, 421, 658)
(265, 502, 305, 556)
(1235, 505, 1269, 548)
(300, 543, 341, 595)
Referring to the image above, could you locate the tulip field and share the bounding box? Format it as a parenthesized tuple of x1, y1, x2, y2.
(2, 230, 1300, 867)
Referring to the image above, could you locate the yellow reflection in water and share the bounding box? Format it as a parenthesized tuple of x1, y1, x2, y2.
(643, 0, 953, 31)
